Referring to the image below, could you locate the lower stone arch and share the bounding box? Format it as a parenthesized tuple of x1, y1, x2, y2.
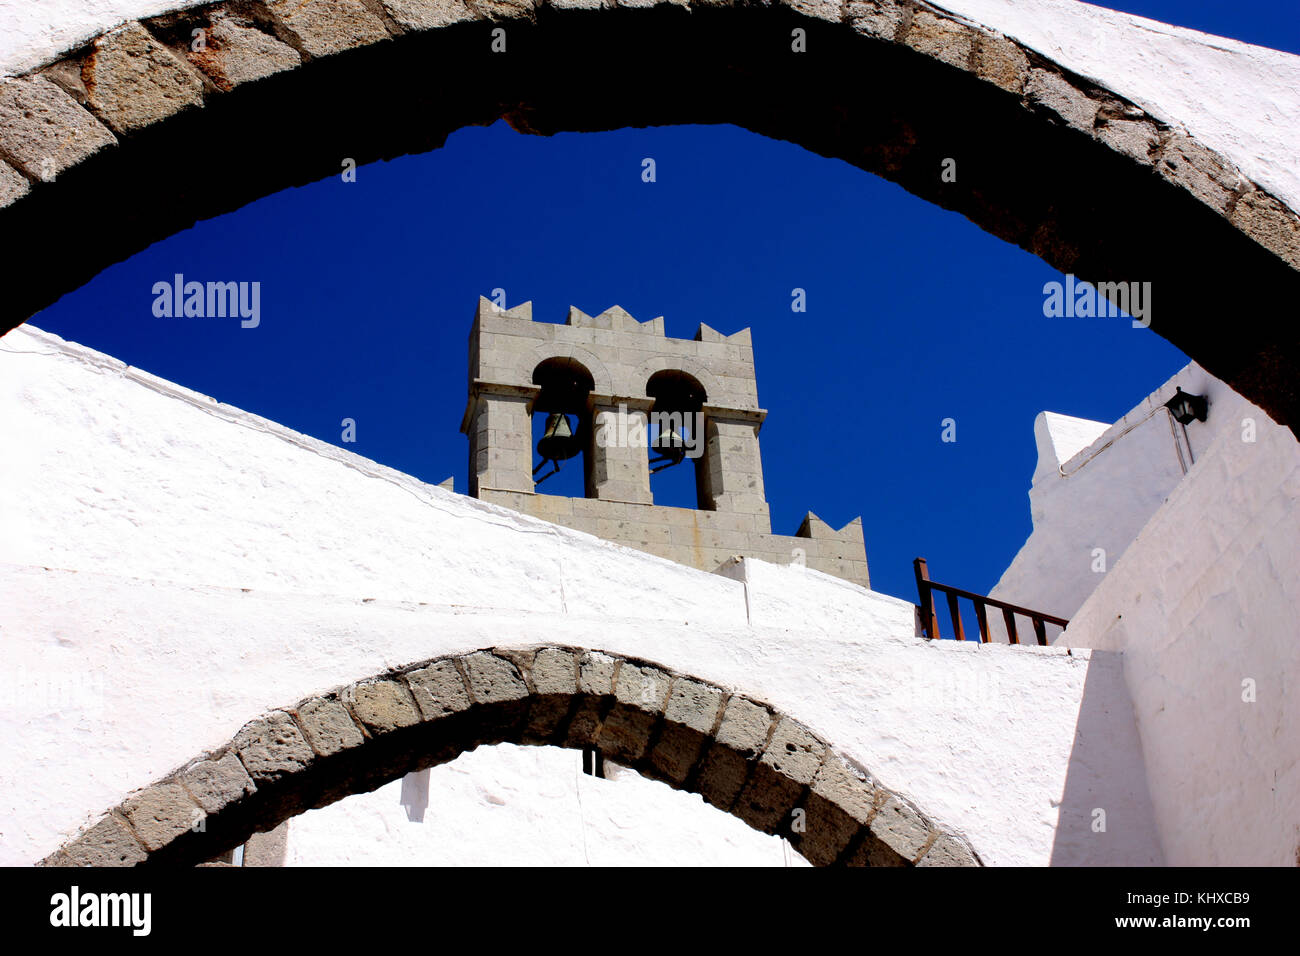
(42, 645, 979, 867)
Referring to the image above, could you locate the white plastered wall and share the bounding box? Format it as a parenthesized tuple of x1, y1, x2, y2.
(1061, 399, 1300, 866)
(986, 362, 1251, 641)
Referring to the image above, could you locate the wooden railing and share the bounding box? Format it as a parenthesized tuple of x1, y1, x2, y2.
(913, 558, 1069, 646)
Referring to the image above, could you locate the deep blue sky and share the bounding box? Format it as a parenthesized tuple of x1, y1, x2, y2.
(27, 2, 1293, 606)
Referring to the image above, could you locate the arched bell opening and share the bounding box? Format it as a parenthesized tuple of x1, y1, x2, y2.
(646, 370, 708, 510)
(531, 358, 595, 497)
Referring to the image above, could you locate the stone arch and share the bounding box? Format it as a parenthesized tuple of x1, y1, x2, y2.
(40, 645, 980, 867)
(0, 2, 1297, 433)
(518, 343, 614, 396)
(639, 357, 721, 406)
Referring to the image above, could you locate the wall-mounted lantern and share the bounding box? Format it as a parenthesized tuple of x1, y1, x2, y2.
(1164, 386, 1208, 425)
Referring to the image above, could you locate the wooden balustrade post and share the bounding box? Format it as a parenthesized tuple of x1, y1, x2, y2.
(946, 590, 966, 641)
(974, 600, 991, 643)
(914, 558, 940, 640)
(1002, 607, 1019, 645)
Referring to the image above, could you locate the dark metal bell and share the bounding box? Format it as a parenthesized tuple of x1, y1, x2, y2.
(536, 412, 580, 463)
(649, 426, 687, 473)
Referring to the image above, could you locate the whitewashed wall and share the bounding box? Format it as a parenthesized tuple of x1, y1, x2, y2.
(987, 362, 1250, 641)
(0, 325, 1157, 866)
(1062, 399, 1300, 866)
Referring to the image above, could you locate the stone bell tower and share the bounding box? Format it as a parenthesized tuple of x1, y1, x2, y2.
(459, 296, 870, 586)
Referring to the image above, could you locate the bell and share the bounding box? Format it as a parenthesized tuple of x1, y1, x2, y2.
(536, 412, 580, 463)
(649, 426, 687, 473)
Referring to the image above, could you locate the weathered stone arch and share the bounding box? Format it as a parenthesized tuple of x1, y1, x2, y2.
(640, 357, 720, 405)
(40, 645, 980, 867)
(520, 343, 614, 396)
(1, 1, 1298, 433)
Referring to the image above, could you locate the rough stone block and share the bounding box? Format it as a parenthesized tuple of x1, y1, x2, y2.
(1157, 133, 1242, 214)
(188, 12, 302, 90)
(781, 0, 841, 23)
(903, 11, 973, 70)
(563, 697, 604, 747)
(974, 32, 1027, 94)
(84, 22, 206, 134)
(180, 752, 256, 814)
(462, 651, 530, 704)
(847, 0, 903, 40)
(916, 832, 980, 866)
(350, 679, 422, 733)
(1096, 113, 1160, 164)
(264, 0, 391, 58)
(1025, 68, 1096, 132)
(1232, 188, 1300, 268)
(379, 0, 478, 29)
(868, 794, 932, 862)
(596, 664, 669, 760)
(695, 746, 752, 811)
(597, 705, 658, 762)
(618, 0, 690, 9)
(664, 677, 723, 734)
(0, 161, 30, 207)
(59, 814, 147, 867)
(406, 659, 472, 718)
(296, 697, 366, 755)
(645, 677, 724, 783)
(233, 712, 315, 782)
(647, 723, 709, 785)
(614, 663, 671, 711)
(759, 717, 826, 785)
(714, 695, 773, 756)
(0, 76, 117, 180)
(121, 783, 202, 852)
(535, 649, 581, 682)
(810, 755, 877, 825)
(796, 790, 862, 865)
(469, 0, 540, 18)
(523, 647, 577, 740)
(846, 832, 909, 866)
(577, 651, 618, 696)
(734, 763, 805, 834)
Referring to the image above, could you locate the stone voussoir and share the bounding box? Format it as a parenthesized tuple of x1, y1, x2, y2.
(461, 650, 530, 704)
(1231, 187, 1300, 268)
(379, 0, 479, 31)
(0, 75, 118, 181)
(83, 21, 207, 135)
(347, 678, 423, 734)
(179, 751, 257, 814)
(404, 657, 474, 719)
(149, 7, 304, 91)
(758, 716, 827, 785)
(0, 160, 30, 208)
(295, 695, 367, 754)
(120, 782, 203, 852)
(868, 793, 935, 863)
(52, 813, 148, 867)
(901, 9, 974, 71)
(846, 0, 904, 40)
(1024, 67, 1097, 132)
(531, 646, 579, 695)
(262, 0, 394, 59)
(916, 830, 981, 866)
(232, 711, 315, 782)
(974, 31, 1029, 94)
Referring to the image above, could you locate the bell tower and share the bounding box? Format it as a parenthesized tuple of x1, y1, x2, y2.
(460, 297, 869, 586)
